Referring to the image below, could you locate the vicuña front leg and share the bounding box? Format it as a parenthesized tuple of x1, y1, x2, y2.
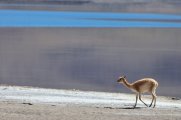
(133, 94, 138, 108)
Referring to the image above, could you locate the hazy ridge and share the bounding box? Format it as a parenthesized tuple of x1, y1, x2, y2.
(0, 0, 181, 13)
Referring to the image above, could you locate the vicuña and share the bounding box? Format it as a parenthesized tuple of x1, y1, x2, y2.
(117, 75, 158, 108)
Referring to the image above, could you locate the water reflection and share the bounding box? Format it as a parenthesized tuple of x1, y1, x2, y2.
(0, 28, 181, 97)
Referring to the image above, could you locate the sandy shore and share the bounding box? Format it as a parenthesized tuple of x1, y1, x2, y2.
(0, 86, 181, 120)
(0, 101, 180, 120)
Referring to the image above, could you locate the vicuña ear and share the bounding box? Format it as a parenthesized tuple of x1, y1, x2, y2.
(123, 75, 126, 78)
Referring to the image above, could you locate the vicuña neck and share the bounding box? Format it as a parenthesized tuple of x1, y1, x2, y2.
(122, 79, 132, 88)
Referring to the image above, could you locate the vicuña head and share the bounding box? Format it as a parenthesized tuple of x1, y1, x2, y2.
(117, 75, 158, 108)
(117, 75, 126, 83)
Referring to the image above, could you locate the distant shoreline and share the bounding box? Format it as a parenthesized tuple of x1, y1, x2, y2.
(0, 0, 180, 13)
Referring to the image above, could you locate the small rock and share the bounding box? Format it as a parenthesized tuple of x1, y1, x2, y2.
(22, 103, 33, 105)
(171, 97, 180, 100)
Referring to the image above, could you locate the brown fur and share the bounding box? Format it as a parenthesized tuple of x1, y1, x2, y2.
(117, 76, 158, 108)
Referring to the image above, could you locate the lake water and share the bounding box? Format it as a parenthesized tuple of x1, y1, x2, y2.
(0, 10, 181, 27)
(0, 9, 181, 97)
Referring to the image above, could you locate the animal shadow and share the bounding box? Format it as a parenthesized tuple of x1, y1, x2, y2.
(103, 106, 141, 109)
(121, 107, 141, 109)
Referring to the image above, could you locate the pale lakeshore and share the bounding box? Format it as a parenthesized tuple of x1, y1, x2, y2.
(0, 86, 181, 120)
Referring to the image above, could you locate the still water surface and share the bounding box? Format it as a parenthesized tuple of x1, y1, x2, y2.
(0, 10, 181, 97)
(0, 10, 181, 27)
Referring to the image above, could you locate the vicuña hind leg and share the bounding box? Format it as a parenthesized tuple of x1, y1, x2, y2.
(149, 90, 157, 108)
(149, 93, 155, 107)
(139, 93, 148, 107)
(153, 93, 157, 108)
